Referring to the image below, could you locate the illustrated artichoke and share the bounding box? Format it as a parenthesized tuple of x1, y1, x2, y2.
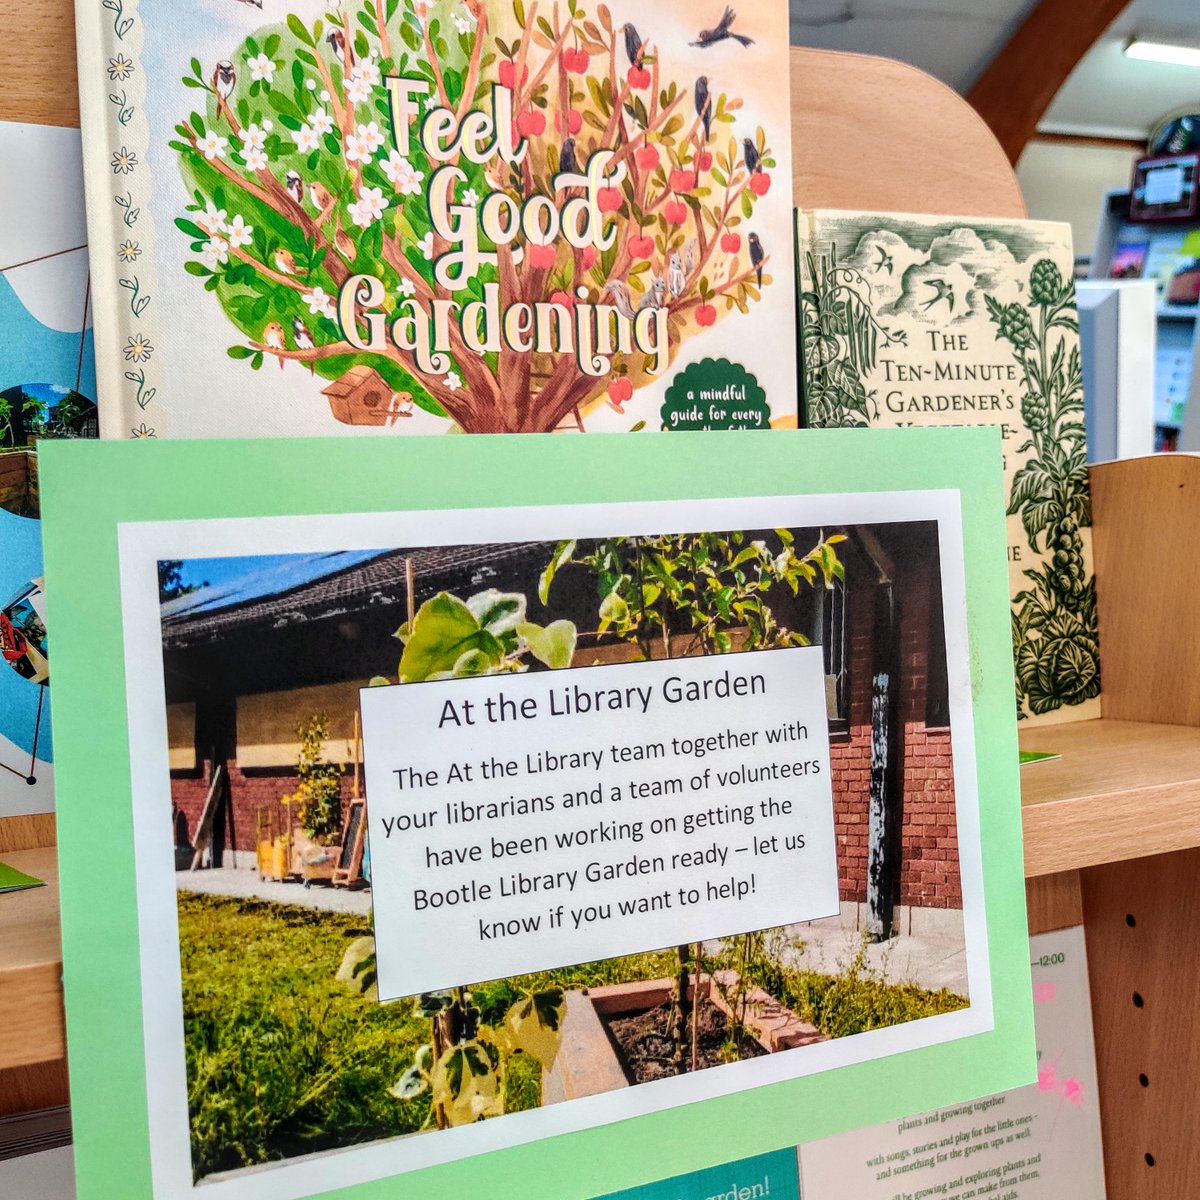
(995, 302, 1034, 349)
(1029, 258, 1064, 307)
(1020, 391, 1049, 433)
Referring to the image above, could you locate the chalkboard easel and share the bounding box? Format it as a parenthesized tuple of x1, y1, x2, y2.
(332, 799, 366, 888)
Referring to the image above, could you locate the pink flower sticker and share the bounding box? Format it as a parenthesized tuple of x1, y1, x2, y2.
(1062, 1076, 1085, 1105)
(1034, 982, 1057, 1004)
(1037, 1064, 1058, 1092)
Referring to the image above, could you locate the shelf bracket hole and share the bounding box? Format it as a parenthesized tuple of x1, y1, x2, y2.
(1126, 913, 1137, 927)
(1133, 992, 1145, 1008)
(1145, 1153, 1156, 1167)
(1139, 1073, 1149, 1088)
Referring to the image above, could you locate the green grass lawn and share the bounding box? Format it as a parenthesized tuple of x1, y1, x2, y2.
(179, 893, 967, 1181)
(178, 892, 678, 1180)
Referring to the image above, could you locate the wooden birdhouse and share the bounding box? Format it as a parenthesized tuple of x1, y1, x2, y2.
(323, 367, 413, 427)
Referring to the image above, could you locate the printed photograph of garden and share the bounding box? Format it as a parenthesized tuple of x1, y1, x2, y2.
(160, 521, 971, 1182)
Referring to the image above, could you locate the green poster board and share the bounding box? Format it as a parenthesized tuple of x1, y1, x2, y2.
(39, 428, 1031, 1200)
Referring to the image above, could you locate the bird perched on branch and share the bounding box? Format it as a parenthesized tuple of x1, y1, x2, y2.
(558, 137, 579, 177)
(742, 137, 761, 176)
(285, 170, 304, 208)
(334, 224, 357, 263)
(310, 182, 335, 221)
(274, 248, 298, 276)
(692, 8, 754, 48)
(748, 232, 765, 286)
(263, 322, 286, 370)
(212, 61, 236, 120)
(292, 318, 315, 373)
(327, 28, 348, 68)
(695, 77, 712, 143)
(620, 22, 645, 68)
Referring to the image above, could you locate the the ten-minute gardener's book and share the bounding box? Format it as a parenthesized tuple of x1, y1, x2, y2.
(75, 0, 796, 439)
(796, 209, 1100, 726)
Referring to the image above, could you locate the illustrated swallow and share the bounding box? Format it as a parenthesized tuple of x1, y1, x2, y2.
(695, 76, 712, 143)
(285, 170, 304, 207)
(232, 0, 263, 6)
(263, 321, 286, 370)
(921, 278, 954, 312)
(692, 7, 754, 48)
(748, 232, 765, 286)
(620, 22, 645, 68)
(873, 246, 894, 275)
(667, 251, 686, 298)
(274, 248, 299, 276)
(742, 137, 761, 176)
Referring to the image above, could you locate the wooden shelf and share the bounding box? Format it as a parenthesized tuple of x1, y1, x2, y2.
(0, 847, 64, 1072)
(1020, 718, 1200, 877)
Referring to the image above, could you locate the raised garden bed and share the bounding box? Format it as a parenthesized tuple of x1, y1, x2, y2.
(543, 971, 824, 1103)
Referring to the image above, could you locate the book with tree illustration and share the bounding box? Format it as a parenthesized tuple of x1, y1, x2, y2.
(75, 0, 796, 438)
(796, 210, 1100, 726)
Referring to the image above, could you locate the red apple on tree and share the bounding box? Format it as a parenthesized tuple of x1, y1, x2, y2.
(498, 60, 528, 89)
(669, 169, 696, 193)
(550, 290, 575, 310)
(607, 377, 633, 411)
(697, 151, 713, 170)
(695, 304, 717, 326)
(517, 108, 546, 137)
(527, 242, 557, 269)
(749, 172, 771, 197)
(721, 232, 741, 253)
(635, 144, 660, 170)
(628, 235, 655, 260)
(555, 109, 583, 135)
(597, 187, 623, 214)
(627, 66, 651, 89)
(663, 200, 688, 226)
(581, 245, 598, 270)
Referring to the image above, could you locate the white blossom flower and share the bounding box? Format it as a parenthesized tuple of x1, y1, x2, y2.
(226, 214, 254, 249)
(462, 188, 480, 206)
(292, 124, 321, 153)
(263, 119, 274, 132)
(304, 287, 337, 319)
(246, 53, 275, 83)
(355, 60, 382, 87)
(310, 108, 335, 137)
(306, 78, 317, 91)
(241, 123, 268, 151)
(346, 73, 373, 105)
(344, 131, 372, 163)
(381, 150, 425, 196)
(443, 371, 463, 392)
(198, 202, 229, 234)
(111, 145, 138, 174)
(241, 145, 268, 172)
(320, 89, 332, 102)
(396, 278, 416, 297)
(453, 13, 474, 34)
(198, 131, 228, 161)
(123, 334, 154, 363)
(358, 122, 385, 154)
(201, 237, 230, 269)
(117, 240, 142, 263)
(348, 185, 388, 228)
(418, 231, 435, 260)
(107, 55, 134, 81)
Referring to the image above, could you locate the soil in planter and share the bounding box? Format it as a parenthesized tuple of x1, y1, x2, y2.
(604, 998, 766, 1084)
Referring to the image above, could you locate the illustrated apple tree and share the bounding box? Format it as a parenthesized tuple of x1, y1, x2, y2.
(171, 0, 778, 431)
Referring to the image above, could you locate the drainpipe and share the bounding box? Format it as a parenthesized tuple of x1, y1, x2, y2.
(858, 530, 903, 943)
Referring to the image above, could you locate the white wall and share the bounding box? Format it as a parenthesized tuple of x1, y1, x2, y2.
(1016, 139, 1138, 264)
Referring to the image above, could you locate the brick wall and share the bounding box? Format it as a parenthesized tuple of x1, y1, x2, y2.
(829, 557, 961, 911)
(172, 759, 357, 858)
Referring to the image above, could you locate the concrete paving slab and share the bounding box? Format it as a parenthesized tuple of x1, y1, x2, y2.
(176, 868, 372, 916)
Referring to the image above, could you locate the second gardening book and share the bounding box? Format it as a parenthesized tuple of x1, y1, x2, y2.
(796, 209, 1101, 727)
(76, 0, 796, 438)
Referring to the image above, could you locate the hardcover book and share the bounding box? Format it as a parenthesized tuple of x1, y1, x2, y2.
(796, 210, 1100, 725)
(76, 0, 796, 438)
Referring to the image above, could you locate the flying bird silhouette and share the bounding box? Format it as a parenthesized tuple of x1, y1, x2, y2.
(695, 76, 712, 142)
(748, 232, 765, 286)
(921, 278, 954, 312)
(873, 246, 894, 275)
(692, 7, 754, 48)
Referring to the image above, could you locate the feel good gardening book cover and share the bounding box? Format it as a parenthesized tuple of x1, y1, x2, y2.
(76, 0, 796, 439)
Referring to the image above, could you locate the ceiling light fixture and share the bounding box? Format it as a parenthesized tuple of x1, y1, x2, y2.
(1125, 37, 1200, 68)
